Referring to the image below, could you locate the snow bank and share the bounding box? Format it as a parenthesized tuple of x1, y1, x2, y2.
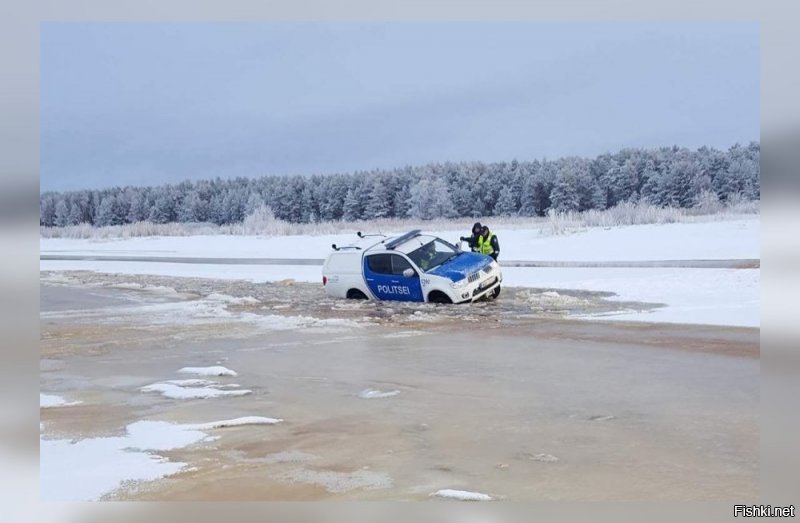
(431, 489, 494, 501)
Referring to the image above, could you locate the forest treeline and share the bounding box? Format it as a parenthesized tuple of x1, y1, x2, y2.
(40, 142, 760, 227)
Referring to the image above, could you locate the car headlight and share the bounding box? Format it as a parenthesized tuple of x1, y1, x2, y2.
(450, 278, 468, 289)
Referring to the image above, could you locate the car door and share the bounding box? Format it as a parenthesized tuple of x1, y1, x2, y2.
(363, 253, 423, 302)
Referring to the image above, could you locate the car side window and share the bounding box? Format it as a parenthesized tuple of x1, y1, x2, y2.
(391, 255, 414, 275)
(366, 254, 393, 274)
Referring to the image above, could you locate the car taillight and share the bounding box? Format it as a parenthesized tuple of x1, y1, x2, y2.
(322, 276, 327, 286)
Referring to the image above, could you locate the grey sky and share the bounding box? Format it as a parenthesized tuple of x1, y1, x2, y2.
(41, 22, 759, 192)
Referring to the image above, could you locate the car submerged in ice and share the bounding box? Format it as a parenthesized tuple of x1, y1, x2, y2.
(322, 229, 502, 304)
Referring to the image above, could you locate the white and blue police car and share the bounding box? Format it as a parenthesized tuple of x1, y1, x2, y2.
(322, 229, 502, 304)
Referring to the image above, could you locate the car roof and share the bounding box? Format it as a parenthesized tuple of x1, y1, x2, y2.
(363, 230, 431, 254)
(333, 230, 437, 255)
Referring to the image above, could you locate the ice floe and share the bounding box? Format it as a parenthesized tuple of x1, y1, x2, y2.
(177, 366, 238, 377)
(358, 388, 400, 399)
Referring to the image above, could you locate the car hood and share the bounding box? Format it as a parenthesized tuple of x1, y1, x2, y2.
(427, 252, 492, 281)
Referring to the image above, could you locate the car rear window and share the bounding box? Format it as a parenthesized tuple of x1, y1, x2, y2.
(366, 254, 392, 274)
(367, 254, 413, 275)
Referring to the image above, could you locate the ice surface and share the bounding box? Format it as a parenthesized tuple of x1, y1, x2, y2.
(263, 451, 318, 464)
(40, 218, 760, 327)
(41, 218, 759, 261)
(277, 467, 393, 493)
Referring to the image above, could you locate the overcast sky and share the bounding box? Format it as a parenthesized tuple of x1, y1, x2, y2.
(41, 22, 758, 192)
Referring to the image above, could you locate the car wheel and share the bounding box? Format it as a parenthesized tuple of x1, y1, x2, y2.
(347, 289, 368, 300)
(490, 286, 501, 299)
(428, 291, 453, 304)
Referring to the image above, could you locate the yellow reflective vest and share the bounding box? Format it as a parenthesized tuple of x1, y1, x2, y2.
(477, 233, 495, 256)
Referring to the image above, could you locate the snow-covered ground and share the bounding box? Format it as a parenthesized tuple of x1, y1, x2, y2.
(40, 218, 759, 327)
(41, 218, 758, 261)
(503, 267, 759, 327)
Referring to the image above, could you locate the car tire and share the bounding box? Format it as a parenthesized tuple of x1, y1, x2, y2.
(347, 289, 368, 300)
(428, 291, 453, 304)
(490, 286, 501, 299)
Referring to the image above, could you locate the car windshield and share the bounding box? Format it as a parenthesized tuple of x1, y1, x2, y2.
(405, 238, 458, 272)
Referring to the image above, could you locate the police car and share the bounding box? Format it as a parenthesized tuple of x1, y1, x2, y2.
(322, 229, 502, 304)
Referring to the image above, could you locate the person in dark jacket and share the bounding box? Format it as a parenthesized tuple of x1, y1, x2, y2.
(460, 222, 483, 252)
(477, 225, 500, 261)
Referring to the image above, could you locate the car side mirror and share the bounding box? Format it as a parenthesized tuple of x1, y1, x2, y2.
(402, 268, 416, 278)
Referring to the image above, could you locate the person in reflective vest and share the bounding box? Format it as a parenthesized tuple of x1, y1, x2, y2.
(477, 225, 500, 261)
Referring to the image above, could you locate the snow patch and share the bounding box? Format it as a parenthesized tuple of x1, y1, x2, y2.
(431, 489, 494, 501)
(140, 383, 251, 400)
(187, 416, 283, 430)
(40, 393, 82, 408)
(41, 416, 282, 501)
(177, 366, 238, 377)
(164, 378, 218, 387)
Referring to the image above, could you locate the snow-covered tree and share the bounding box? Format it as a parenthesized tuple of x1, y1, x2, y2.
(95, 196, 118, 226)
(550, 167, 581, 212)
(54, 199, 70, 227)
(364, 175, 394, 220)
(495, 185, 518, 216)
(149, 194, 174, 224)
(127, 191, 150, 223)
(342, 188, 362, 222)
(407, 177, 456, 220)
